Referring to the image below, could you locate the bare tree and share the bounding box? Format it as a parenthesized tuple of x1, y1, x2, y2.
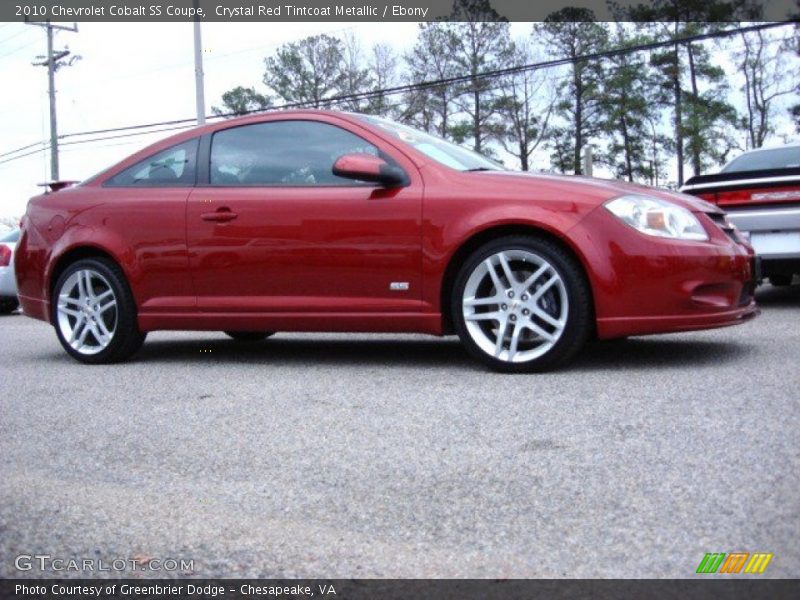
(339, 31, 373, 112)
(737, 29, 799, 148)
(402, 23, 460, 136)
(364, 43, 399, 117)
(496, 40, 554, 171)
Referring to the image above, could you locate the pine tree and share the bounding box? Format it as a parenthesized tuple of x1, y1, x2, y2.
(536, 9, 608, 174)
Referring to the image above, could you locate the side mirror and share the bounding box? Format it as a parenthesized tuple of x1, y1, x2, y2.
(332, 153, 407, 187)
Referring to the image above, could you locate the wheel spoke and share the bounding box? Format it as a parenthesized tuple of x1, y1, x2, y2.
(533, 307, 562, 329)
(94, 289, 114, 303)
(58, 306, 82, 318)
(507, 323, 522, 360)
(528, 321, 556, 343)
(76, 321, 92, 348)
(84, 271, 96, 299)
(60, 295, 81, 307)
(464, 296, 500, 308)
(92, 321, 111, 346)
(531, 274, 559, 302)
(494, 319, 509, 356)
(69, 316, 86, 343)
(484, 258, 503, 291)
(98, 299, 117, 314)
(95, 316, 113, 339)
(465, 311, 503, 322)
(497, 252, 516, 286)
(521, 264, 549, 292)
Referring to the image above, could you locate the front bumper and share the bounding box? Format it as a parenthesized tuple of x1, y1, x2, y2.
(571, 207, 759, 339)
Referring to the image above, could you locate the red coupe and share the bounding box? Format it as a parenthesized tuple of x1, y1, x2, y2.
(15, 111, 759, 372)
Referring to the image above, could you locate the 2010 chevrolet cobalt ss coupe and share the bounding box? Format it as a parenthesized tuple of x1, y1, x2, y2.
(15, 111, 759, 372)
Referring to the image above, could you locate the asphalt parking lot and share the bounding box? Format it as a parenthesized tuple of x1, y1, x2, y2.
(1, 285, 798, 579)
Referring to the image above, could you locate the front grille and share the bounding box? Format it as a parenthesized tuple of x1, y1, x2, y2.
(706, 212, 739, 243)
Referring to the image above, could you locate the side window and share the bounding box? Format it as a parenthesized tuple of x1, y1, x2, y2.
(210, 120, 380, 186)
(106, 139, 198, 187)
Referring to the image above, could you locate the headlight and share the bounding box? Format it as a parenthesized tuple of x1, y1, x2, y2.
(604, 194, 708, 241)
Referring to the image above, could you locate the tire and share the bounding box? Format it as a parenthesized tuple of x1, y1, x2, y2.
(52, 257, 146, 364)
(224, 331, 275, 342)
(451, 235, 592, 373)
(0, 298, 18, 315)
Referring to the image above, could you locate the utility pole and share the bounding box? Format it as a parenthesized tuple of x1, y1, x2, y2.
(29, 20, 78, 181)
(583, 145, 593, 178)
(193, 0, 206, 125)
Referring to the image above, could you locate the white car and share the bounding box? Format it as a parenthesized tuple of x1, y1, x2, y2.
(0, 228, 20, 314)
(681, 144, 800, 286)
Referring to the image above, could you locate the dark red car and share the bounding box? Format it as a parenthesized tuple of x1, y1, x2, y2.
(15, 111, 759, 372)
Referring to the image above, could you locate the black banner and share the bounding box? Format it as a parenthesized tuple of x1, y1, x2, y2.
(2, 579, 800, 600)
(2, 0, 798, 23)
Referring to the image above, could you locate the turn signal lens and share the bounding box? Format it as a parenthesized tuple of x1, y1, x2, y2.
(605, 195, 709, 241)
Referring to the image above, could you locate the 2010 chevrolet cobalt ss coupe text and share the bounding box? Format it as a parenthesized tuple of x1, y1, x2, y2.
(15, 111, 759, 372)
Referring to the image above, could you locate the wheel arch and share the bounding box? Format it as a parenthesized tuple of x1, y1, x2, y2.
(47, 245, 128, 310)
(439, 223, 595, 335)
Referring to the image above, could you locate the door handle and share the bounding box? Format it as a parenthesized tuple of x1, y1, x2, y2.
(201, 207, 238, 222)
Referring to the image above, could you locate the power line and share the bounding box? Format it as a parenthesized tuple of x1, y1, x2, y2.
(0, 140, 47, 159)
(0, 27, 35, 45)
(0, 20, 795, 166)
(0, 37, 40, 60)
(64, 20, 800, 136)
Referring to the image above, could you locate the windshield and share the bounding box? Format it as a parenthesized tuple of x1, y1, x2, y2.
(357, 114, 505, 172)
(722, 146, 800, 173)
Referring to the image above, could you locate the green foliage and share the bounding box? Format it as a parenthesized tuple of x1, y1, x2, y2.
(599, 26, 664, 182)
(449, 20, 514, 154)
(211, 86, 271, 117)
(263, 34, 349, 108)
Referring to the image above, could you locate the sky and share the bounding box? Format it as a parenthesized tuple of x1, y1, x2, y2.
(0, 21, 798, 220)
(0, 21, 425, 219)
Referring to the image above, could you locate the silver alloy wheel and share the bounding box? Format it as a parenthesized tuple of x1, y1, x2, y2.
(56, 269, 118, 355)
(462, 249, 568, 363)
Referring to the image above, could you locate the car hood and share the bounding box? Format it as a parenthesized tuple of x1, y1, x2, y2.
(470, 170, 721, 213)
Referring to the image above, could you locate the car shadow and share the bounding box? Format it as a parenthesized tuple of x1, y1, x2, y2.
(136, 336, 474, 369)
(755, 284, 800, 307)
(121, 334, 752, 372)
(570, 337, 754, 372)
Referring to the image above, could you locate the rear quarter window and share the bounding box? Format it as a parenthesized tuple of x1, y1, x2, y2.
(105, 138, 199, 187)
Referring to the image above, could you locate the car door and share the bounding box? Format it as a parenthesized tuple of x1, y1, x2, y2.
(185, 117, 423, 314)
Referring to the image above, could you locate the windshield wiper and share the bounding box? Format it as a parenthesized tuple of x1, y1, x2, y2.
(464, 167, 495, 172)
